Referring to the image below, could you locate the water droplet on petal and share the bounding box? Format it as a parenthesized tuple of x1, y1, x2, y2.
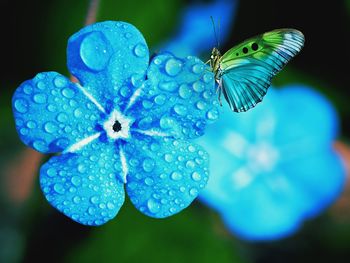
(62, 87, 75, 98)
(107, 202, 115, 210)
(90, 196, 99, 204)
(202, 73, 213, 83)
(186, 161, 196, 169)
(189, 188, 199, 196)
(192, 64, 204, 74)
(33, 93, 47, 104)
(44, 122, 57, 134)
(147, 198, 161, 214)
(33, 140, 48, 152)
(26, 120, 37, 129)
(159, 81, 178, 92)
(165, 58, 182, 76)
(164, 153, 174, 163)
(73, 196, 81, 204)
(154, 94, 166, 105)
(206, 109, 219, 120)
(23, 85, 33, 95)
(53, 183, 65, 194)
(196, 101, 206, 110)
(173, 104, 187, 116)
(178, 84, 192, 99)
(74, 108, 83, 118)
(144, 177, 154, 186)
(133, 43, 147, 57)
(142, 158, 155, 172)
(193, 82, 205, 92)
(171, 171, 182, 181)
(80, 31, 110, 71)
(47, 167, 57, 177)
(56, 113, 68, 123)
(54, 75, 67, 88)
(14, 99, 29, 113)
(71, 176, 81, 186)
(191, 171, 201, 181)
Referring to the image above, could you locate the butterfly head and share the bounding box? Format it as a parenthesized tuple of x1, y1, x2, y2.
(211, 47, 221, 59)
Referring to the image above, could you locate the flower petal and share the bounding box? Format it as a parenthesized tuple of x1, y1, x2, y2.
(128, 53, 219, 139)
(12, 72, 101, 153)
(124, 135, 209, 218)
(40, 140, 124, 225)
(67, 21, 149, 109)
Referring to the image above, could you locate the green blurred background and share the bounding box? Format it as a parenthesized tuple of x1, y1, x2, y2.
(1, 0, 349, 262)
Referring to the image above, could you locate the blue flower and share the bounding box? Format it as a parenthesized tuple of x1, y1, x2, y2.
(196, 85, 345, 240)
(12, 21, 219, 225)
(161, 0, 237, 57)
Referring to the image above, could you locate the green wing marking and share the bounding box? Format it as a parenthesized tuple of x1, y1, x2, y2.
(220, 29, 304, 112)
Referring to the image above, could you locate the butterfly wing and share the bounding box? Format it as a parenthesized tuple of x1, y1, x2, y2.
(219, 29, 304, 112)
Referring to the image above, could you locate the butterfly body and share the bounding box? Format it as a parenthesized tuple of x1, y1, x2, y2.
(210, 29, 305, 112)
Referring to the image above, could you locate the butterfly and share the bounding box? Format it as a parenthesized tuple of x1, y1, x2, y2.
(209, 29, 305, 112)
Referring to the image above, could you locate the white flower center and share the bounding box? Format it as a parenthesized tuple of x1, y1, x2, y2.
(103, 110, 134, 140)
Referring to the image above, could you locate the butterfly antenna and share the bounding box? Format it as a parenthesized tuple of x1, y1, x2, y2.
(210, 16, 219, 48)
(217, 18, 221, 48)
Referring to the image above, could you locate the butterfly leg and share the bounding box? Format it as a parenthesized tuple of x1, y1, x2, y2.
(216, 79, 223, 106)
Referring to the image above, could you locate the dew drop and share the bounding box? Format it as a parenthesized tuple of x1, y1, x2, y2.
(54, 75, 67, 88)
(188, 145, 196, 152)
(178, 84, 192, 99)
(74, 108, 83, 118)
(189, 188, 199, 196)
(159, 81, 178, 92)
(80, 31, 110, 71)
(119, 86, 130, 98)
(196, 101, 206, 110)
(159, 116, 175, 129)
(77, 164, 86, 173)
(33, 140, 47, 152)
(191, 171, 201, 181)
(147, 198, 161, 214)
(56, 112, 68, 123)
(193, 82, 205, 92)
(53, 183, 65, 194)
(173, 104, 187, 116)
(36, 81, 45, 90)
(23, 85, 33, 95)
(144, 177, 154, 186)
(26, 120, 37, 129)
(73, 196, 81, 204)
(62, 87, 75, 98)
(142, 158, 155, 172)
(47, 167, 57, 177)
(33, 93, 47, 104)
(90, 196, 99, 204)
(165, 58, 182, 76)
(164, 153, 174, 163)
(133, 43, 147, 57)
(192, 64, 204, 74)
(88, 207, 96, 215)
(14, 99, 28, 113)
(71, 176, 82, 186)
(107, 202, 115, 210)
(206, 109, 219, 120)
(44, 122, 57, 134)
(154, 94, 166, 105)
(171, 171, 182, 181)
(202, 73, 213, 83)
(186, 161, 196, 169)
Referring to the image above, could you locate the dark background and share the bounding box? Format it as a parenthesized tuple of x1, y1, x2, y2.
(0, 0, 349, 262)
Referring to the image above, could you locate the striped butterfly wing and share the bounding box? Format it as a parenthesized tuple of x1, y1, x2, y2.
(220, 29, 304, 112)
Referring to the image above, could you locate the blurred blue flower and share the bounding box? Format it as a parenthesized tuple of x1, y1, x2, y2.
(161, 0, 237, 57)
(196, 85, 345, 240)
(12, 21, 219, 225)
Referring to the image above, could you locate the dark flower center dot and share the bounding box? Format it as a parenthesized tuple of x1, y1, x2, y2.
(113, 120, 122, 132)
